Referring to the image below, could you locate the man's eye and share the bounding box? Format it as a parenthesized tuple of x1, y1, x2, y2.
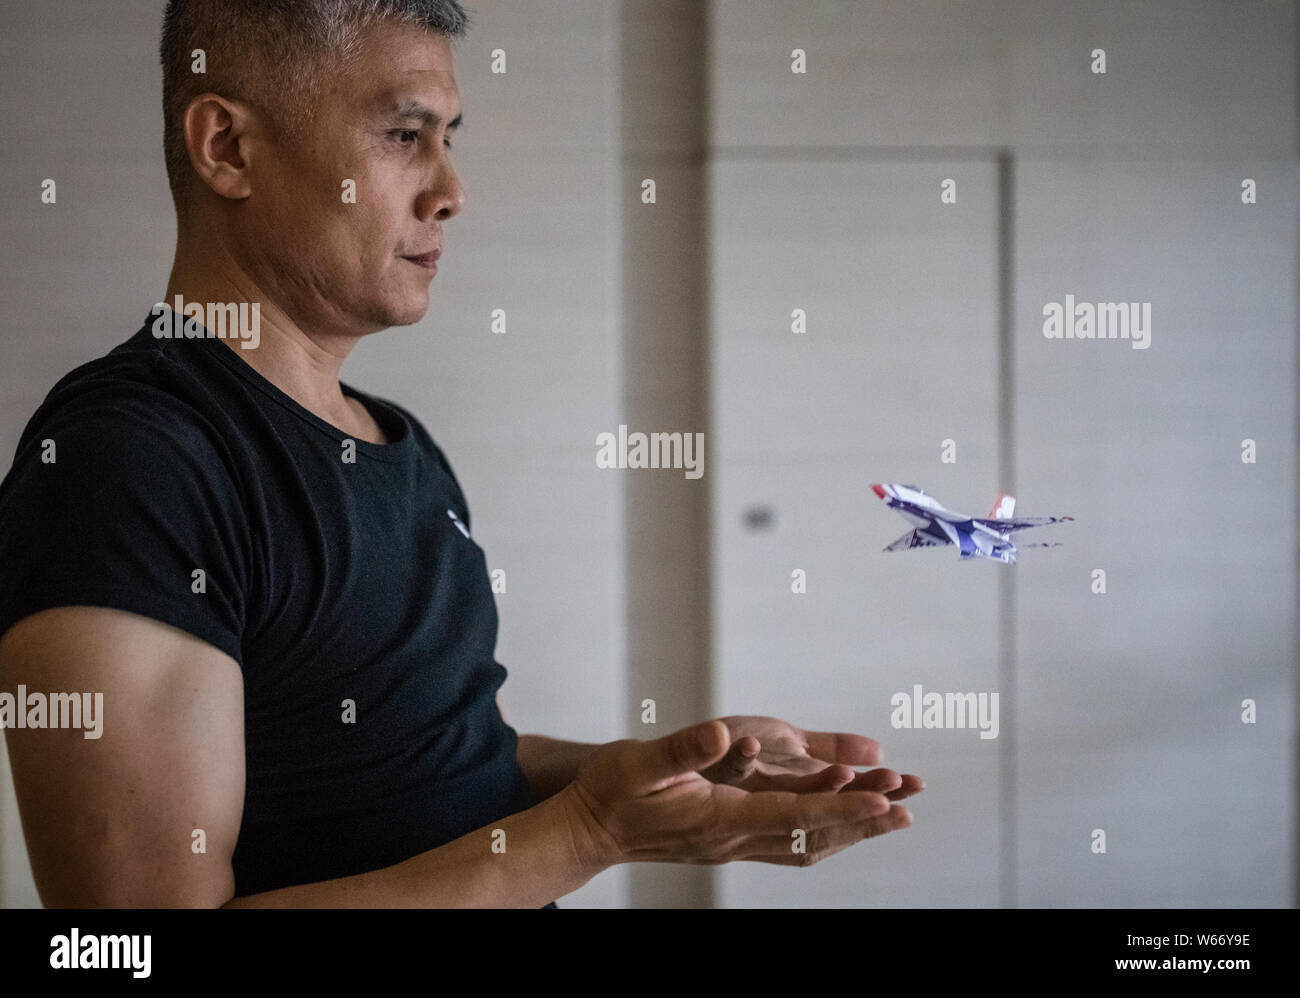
(388, 129, 452, 151)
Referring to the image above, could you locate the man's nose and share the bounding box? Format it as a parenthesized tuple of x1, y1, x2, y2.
(417, 165, 466, 221)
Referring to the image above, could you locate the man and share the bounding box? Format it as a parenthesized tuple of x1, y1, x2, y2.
(0, 0, 921, 908)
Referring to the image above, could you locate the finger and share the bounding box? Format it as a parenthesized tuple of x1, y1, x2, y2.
(730, 787, 891, 835)
(741, 765, 856, 794)
(841, 767, 904, 795)
(841, 769, 925, 800)
(885, 773, 925, 801)
(745, 805, 914, 865)
(751, 753, 829, 776)
(758, 804, 915, 856)
(801, 729, 882, 767)
(637, 719, 731, 789)
(848, 803, 913, 841)
(697, 736, 760, 786)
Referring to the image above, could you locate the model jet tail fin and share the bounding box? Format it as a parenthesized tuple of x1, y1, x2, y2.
(988, 494, 1016, 519)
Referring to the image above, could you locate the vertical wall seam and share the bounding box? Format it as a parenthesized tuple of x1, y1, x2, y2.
(997, 148, 1018, 910)
(619, 0, 713, 909)
(1292, 0, 1300, 912)
(700, 0, 718, 910)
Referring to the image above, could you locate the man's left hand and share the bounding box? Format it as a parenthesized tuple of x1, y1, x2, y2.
(697, 715, 923, 801)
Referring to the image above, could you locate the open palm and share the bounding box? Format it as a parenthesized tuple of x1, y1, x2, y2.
(699, 715, 923, 801)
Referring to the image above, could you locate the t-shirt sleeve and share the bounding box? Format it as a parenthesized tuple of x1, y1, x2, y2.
(0, 398, 251, 666)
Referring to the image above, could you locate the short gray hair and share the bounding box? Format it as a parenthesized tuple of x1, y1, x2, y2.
(160, 0, 472, 217)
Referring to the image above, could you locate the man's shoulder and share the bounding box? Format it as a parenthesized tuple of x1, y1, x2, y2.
(11, 320, 235, 470)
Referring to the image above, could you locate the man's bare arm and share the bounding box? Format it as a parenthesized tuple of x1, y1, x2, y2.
(514, 734, 600, 803)
(498, 697, 599, 803)
(0, 607, 245, 907)
(223, 788, 601, 908)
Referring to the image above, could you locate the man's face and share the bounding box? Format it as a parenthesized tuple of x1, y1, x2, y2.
(243, 22, 465, 338)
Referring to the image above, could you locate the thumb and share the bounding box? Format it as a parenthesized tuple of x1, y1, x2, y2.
(637, 720, 731, 788)
(698, 736, 761, 786)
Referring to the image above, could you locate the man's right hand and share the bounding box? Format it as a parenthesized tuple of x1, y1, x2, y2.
(558, 720, 913, 869)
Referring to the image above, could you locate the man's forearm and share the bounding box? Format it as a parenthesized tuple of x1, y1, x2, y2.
(516, 734, 601, 803)
(222, 787, 609, 908)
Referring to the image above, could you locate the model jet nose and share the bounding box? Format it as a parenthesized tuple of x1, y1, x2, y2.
(871, 484, 886, 499)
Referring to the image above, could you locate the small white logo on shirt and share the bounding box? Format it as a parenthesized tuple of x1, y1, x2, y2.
(447, 508, 471, 539)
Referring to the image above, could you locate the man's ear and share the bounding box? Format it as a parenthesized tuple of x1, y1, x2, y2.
(182, 93, 259, 202)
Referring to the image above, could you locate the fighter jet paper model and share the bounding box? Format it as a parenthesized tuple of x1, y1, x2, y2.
(871, 483, 1074, 564)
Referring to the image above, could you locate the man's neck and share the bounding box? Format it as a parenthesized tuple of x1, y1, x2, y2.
(164, 250, 374, 436)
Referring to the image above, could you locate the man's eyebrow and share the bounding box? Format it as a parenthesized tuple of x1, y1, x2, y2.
(390, 99, 463, 130)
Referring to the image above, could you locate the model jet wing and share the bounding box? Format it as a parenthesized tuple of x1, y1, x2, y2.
(884, 529, 948, 551)
(969, 515, 1075, 532)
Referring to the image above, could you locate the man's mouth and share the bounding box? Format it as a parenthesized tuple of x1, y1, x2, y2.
(402, 249, 441, 271)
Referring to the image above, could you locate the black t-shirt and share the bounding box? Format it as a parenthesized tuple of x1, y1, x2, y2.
(0, 310, 540, 901)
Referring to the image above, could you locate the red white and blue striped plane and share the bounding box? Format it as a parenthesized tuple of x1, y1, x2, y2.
(870, 483, 1074, 564)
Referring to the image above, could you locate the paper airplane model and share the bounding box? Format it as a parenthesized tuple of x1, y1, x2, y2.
(871, 483, 1073, 564)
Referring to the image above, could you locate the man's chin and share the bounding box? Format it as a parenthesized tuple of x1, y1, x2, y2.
(372, 294, 430, 329)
